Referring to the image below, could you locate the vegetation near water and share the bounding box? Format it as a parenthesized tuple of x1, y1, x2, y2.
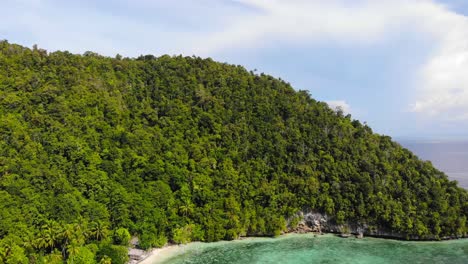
(0, 41, 467, 263)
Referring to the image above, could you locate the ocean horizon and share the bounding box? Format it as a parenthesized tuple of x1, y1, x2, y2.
(398, 140, 468, 189)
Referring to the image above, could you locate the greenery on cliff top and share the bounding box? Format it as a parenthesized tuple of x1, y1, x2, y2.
(0, 41, 467, 263)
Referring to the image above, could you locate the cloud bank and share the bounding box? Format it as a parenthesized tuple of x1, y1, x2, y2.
(212, 0, 468, 121)
(2, 0, 468, 122)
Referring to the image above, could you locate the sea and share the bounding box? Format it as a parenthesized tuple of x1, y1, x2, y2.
(157, 234, 468, 264)
(399, 140, 468, 189)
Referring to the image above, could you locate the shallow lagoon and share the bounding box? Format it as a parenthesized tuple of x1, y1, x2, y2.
(157, 234, 468, 264)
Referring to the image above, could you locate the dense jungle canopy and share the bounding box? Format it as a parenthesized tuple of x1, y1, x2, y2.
(0, 41, 467, 263)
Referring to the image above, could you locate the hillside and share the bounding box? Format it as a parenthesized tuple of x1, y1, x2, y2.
(0, 41, 467, 263)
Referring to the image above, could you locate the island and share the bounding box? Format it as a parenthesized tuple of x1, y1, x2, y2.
(0, 41, 466, 263)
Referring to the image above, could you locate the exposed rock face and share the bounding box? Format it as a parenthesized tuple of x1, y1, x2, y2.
(356, 227, 364, 239)
(289, 222, 314, 234)
(288, 211, 468, 240)
(288, 211, 410, 240)
(303, 212, 327, 233)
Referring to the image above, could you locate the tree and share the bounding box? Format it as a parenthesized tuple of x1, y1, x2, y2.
(112, 228, 130, 246)
(172, 224, 196, 244)
(0, 41, 467, 262)
(90, 221, 109, 241)
(68, 246, 95, 264)
(0, 238, 28, 264)
(96, 245, 128, 264)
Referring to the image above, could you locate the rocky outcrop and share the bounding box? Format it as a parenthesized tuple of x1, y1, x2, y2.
(288, 222, 314, 234)
(288, 211, 468, 240)
(288, 211, 408, 240)
(287, 210, 468, 241)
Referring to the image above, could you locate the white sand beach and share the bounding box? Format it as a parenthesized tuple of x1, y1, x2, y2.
(136, 234, 313, 264)
(136, 234, 318, 264)
(138, 244, 189, 264)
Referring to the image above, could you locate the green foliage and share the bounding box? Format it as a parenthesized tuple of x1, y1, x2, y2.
(288, 215, 302, 229)
(43, 251, 63, 264)
(69, 246, 96, 264)
(112, 228, 130, 246)
(0, 41, 468, 263)
(98, 256, 112, 264)
(172, 225, 193, 244)
(0, 240, 28, 264)
(96, 245, 128, 264)
(172, 224, 204, 244)
(138, 224, 167, 250)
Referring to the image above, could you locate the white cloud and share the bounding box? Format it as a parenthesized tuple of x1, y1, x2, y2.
(2, 0, 468, 121)
(326, 100, 351, 114)
(413, 10, 468, 120)
(192, 0, 468, 121)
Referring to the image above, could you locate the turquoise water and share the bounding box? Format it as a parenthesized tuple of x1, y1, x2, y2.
(160, 234, 468, 264)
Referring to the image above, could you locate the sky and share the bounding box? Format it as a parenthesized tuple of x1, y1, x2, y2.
(2, 0, 468, 140)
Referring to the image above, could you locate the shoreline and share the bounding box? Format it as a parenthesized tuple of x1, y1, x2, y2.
(138, 244, 191, 264)
(135, 232, 468, 264)
(136, 233, 324, 264)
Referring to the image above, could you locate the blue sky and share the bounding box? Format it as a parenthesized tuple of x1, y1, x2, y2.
(2, 0, 468, 140)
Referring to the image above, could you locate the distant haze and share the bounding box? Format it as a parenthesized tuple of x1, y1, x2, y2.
(399, 140, 468, 189)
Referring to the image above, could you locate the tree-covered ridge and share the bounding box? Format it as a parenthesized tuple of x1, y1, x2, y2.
(0, 40, 467, 263)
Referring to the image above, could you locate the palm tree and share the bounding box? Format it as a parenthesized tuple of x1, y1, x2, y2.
(179, 198, 194, 217)
(0, 249, 6, 263)
(22, 234, 35, 252)
(91, 221, 109, 241)
(73, 218, 89, 243)
(50, 221, 63, 247)
(66, 240, 80, 264)
(34, 229, 52, 251)
(61, 224, 74, 258)
(38, 220, 62, 252)
(99, 256, 112, 264)
(61, 224, 74, 243)
(0, 239, 12, 262)
(34, 237, 47, 251)
(46, 249, 64, 263)
(43, 228, 55, 251)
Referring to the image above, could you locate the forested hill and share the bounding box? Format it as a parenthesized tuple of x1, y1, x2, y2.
(1, 41, 467, 263)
